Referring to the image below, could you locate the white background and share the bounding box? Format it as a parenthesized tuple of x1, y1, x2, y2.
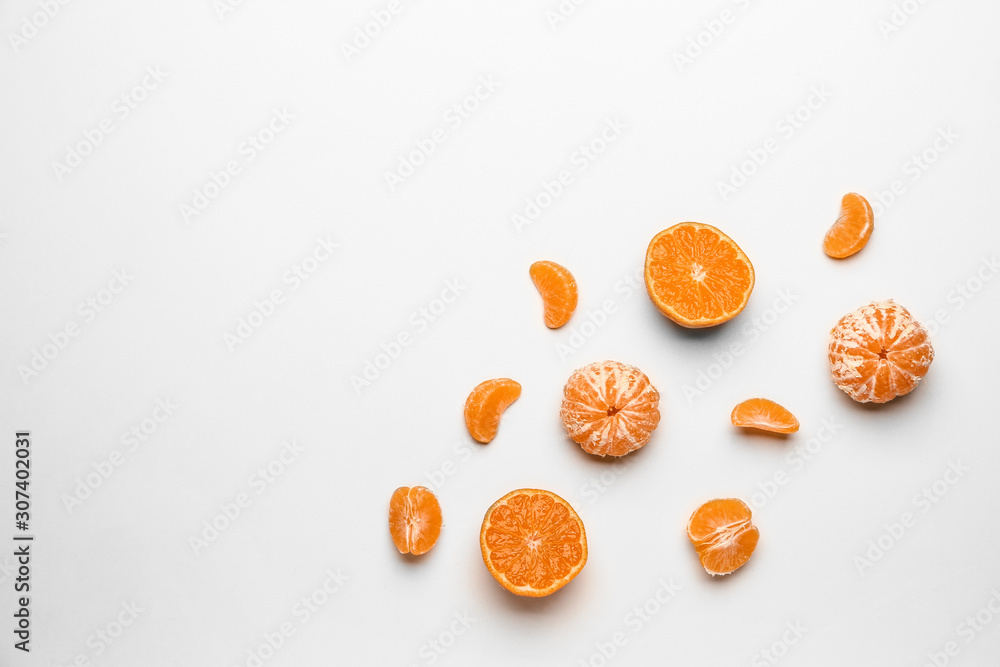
(2, 0, 999, 665)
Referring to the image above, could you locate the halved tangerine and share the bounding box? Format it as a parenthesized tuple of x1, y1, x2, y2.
(560, 360, 660, 457)
(687, 498, 759, 576)
(828, 300, 934, 403)
(645, 222, 755, 327)
(480, 489, 587, 597)
(389, 486, 442, 556)
(464, 378, 521, 443)
(824, 192, 874, 259)
(530, 260, 578, 329)
(731, 398, 799, 434)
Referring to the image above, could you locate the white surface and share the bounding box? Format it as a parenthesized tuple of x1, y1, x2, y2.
(2, 1, 1000, 665)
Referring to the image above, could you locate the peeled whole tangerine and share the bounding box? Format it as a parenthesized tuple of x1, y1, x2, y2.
(559, 360, 660, 457)
(828, 300, 934, 403)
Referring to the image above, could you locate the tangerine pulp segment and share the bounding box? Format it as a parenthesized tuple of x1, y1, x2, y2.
(731, 398, 799, 434)
(687, 498, 759, 576)
(530, 260, 578, 329)
(464, 378, 521, 443)
(824, 192, 874, 259)
(389, 486, 442, 556)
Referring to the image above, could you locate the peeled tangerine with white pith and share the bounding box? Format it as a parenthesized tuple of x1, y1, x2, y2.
(828, 300, 934, 403)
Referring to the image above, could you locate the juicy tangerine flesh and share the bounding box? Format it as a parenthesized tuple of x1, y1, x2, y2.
(529, 260, 578, 329)
(389, 486, 442, 556)
(687, 498, 759, 576)
(828, 300, 934, 403)
(731, 398, 799, 434)
(480, 489, 587, 597)
(824, 193, 874, 259)
(560, 360, 660, 457)
(464, 378, 521, 443)
(645, 222, 755, 328)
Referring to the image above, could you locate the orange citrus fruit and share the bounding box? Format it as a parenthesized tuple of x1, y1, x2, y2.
(824, 192, 874, 259)
(480, 489, 587, 597)
(389, 486, 442, 556)
(731, 398, 799, 434)
(645, 222, 755, 327)
(560, 360, 660, 457)
(530, 260, 578, 329)
(687, 498, 759, 576)
(464, 378, 521, 443)
(828, 300, 934, 403)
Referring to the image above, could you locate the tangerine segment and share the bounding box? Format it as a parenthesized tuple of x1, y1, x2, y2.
(824, 193, 874, 259)
(731, 398, 799, 434)
(464, 378, 521, 443)
(560, 360, 660, 457)
(687, 498, 759, 576)
(530, 261, 579, 329)
(480, 489, 587, 597)
(389, 486, 442, 556)
(829, 300, 934, 403)
(645, 222, 755, 328)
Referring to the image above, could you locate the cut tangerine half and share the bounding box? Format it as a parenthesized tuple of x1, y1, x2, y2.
(824, 192, 874, 259)
(687, 498, 759, 576)
(731, 398, 799, 434)
(389, 486, 442, 556)
(560, 360, 660, 457)
(645, 222, 755, 327)
(464, 378, 521, 443)
(530, 260, 578, 329)
(480, 489, 587, 597)
(828, 300, 934, 403)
